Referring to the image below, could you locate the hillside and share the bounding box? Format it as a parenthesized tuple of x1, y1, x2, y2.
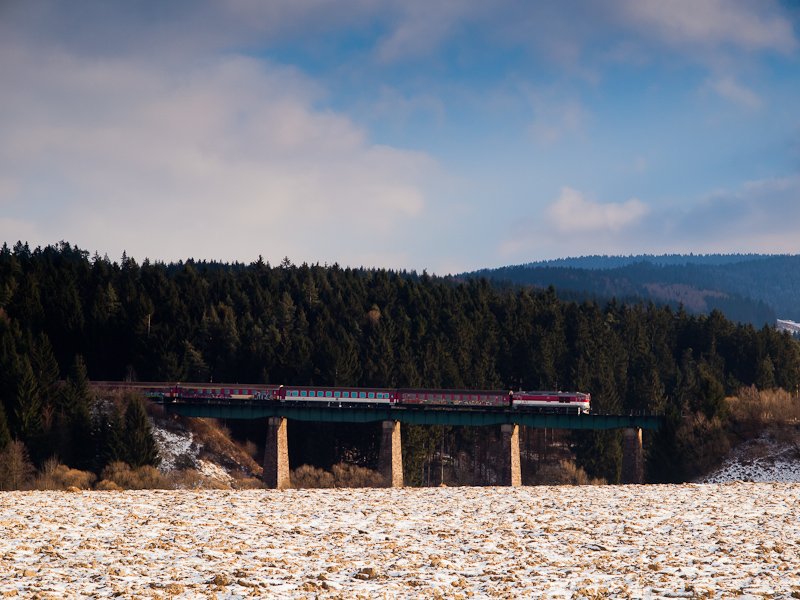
(464, 253, 800, 326)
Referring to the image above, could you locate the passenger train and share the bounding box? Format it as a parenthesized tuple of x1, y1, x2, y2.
(95, 382, 591, 414)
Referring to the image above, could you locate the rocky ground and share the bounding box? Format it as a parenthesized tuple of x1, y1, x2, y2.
(1, 483, 799, 599)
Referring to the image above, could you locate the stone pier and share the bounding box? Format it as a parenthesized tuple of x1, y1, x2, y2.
(501, 423, 522, 487)
(621, 427, 644, 484)
(378, 420, 404, 488)
(263, 417, 291, 489)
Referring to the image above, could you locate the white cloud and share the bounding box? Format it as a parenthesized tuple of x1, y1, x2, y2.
(616, 0, 797, 56)
(500, 177, 800, 263)
(706, 76, 762, 109)
(0, 42, 436, 267)
(546, 187, 649, 233)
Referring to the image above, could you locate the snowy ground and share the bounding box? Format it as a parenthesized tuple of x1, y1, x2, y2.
(1, 483, 799, 599)
(700, 432, 800, 483)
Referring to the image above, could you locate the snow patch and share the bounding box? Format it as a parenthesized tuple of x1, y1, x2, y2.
(197, 459, 233, 483)
(150, 424, 196, 472)
(700, 432, 800, 483)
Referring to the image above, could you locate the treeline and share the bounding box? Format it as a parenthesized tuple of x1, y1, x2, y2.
(1, 241, 800, 483)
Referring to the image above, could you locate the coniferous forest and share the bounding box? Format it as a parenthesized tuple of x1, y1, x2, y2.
(1, 241, 800, 485)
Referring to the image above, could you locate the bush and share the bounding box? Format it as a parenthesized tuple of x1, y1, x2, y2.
(331, 463, 383, 488)
(95, 479, 123, 491)
(291, 465, 335, 489)
(33, 457, 96, 490)
(100, 461, 169, 489)
(727, 386, 800, 433)
(290, 463, 384, 488)
(231, 475, 264, 490)
(532, 460, 607, 485)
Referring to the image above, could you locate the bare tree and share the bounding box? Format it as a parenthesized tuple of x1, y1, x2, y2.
(0, 440, 35, 490)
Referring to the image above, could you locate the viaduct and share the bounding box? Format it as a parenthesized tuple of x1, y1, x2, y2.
(160, 402, 661, 488)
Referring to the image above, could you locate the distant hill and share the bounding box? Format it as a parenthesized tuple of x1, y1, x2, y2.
(462, 254, 800, 326)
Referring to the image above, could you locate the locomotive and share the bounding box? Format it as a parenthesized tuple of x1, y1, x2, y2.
(124, 382, 591, 415)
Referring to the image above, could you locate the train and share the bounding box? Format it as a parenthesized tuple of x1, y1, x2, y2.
(94, 382, 591, 414)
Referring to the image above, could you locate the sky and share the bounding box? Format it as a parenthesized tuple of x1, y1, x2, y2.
(1, 1, 799, 274)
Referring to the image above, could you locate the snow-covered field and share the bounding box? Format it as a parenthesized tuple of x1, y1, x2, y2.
(1, 483, 799, 599)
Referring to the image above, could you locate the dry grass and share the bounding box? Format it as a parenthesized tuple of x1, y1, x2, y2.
(183, 418, 263, 477)
(166, 468, 230, 490)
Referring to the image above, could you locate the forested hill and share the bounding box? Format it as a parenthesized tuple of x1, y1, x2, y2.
(464, 254, 800, 326)
(2, 242, 800, 483)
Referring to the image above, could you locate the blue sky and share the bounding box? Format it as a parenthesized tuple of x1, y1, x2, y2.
(1, 1, 799, 274)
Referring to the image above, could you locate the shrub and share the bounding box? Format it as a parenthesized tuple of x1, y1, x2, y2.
(95, 479, 123, 491)
(332, 463, 383, 488)
(33, 457, 96, 490)
(100, 461, 169, 489)
(533, 460, 607, 485)
(231, 476, 264, 490)
(727, 386, 800, 433)
(291, 465, 335, 489)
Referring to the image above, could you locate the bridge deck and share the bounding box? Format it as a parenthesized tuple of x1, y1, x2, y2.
(161, 401, 661, 430)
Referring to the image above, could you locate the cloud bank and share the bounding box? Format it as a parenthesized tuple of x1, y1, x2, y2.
(0, 16, 437, 267)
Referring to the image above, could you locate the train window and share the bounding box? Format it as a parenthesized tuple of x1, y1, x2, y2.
(360, 392, 366, 398)
(300, 391, 307, 397)
(341, 392, 349, 398)
(368, 392, 375, 399)
(325, 391, 332, 398)
(334, 391, 341, 398)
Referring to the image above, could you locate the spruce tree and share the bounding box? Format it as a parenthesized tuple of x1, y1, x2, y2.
(64, 355, 94, 470)
(123, 395, 159, 468)
(0, 401, 10, 451)
(14, 357, 41, 440)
